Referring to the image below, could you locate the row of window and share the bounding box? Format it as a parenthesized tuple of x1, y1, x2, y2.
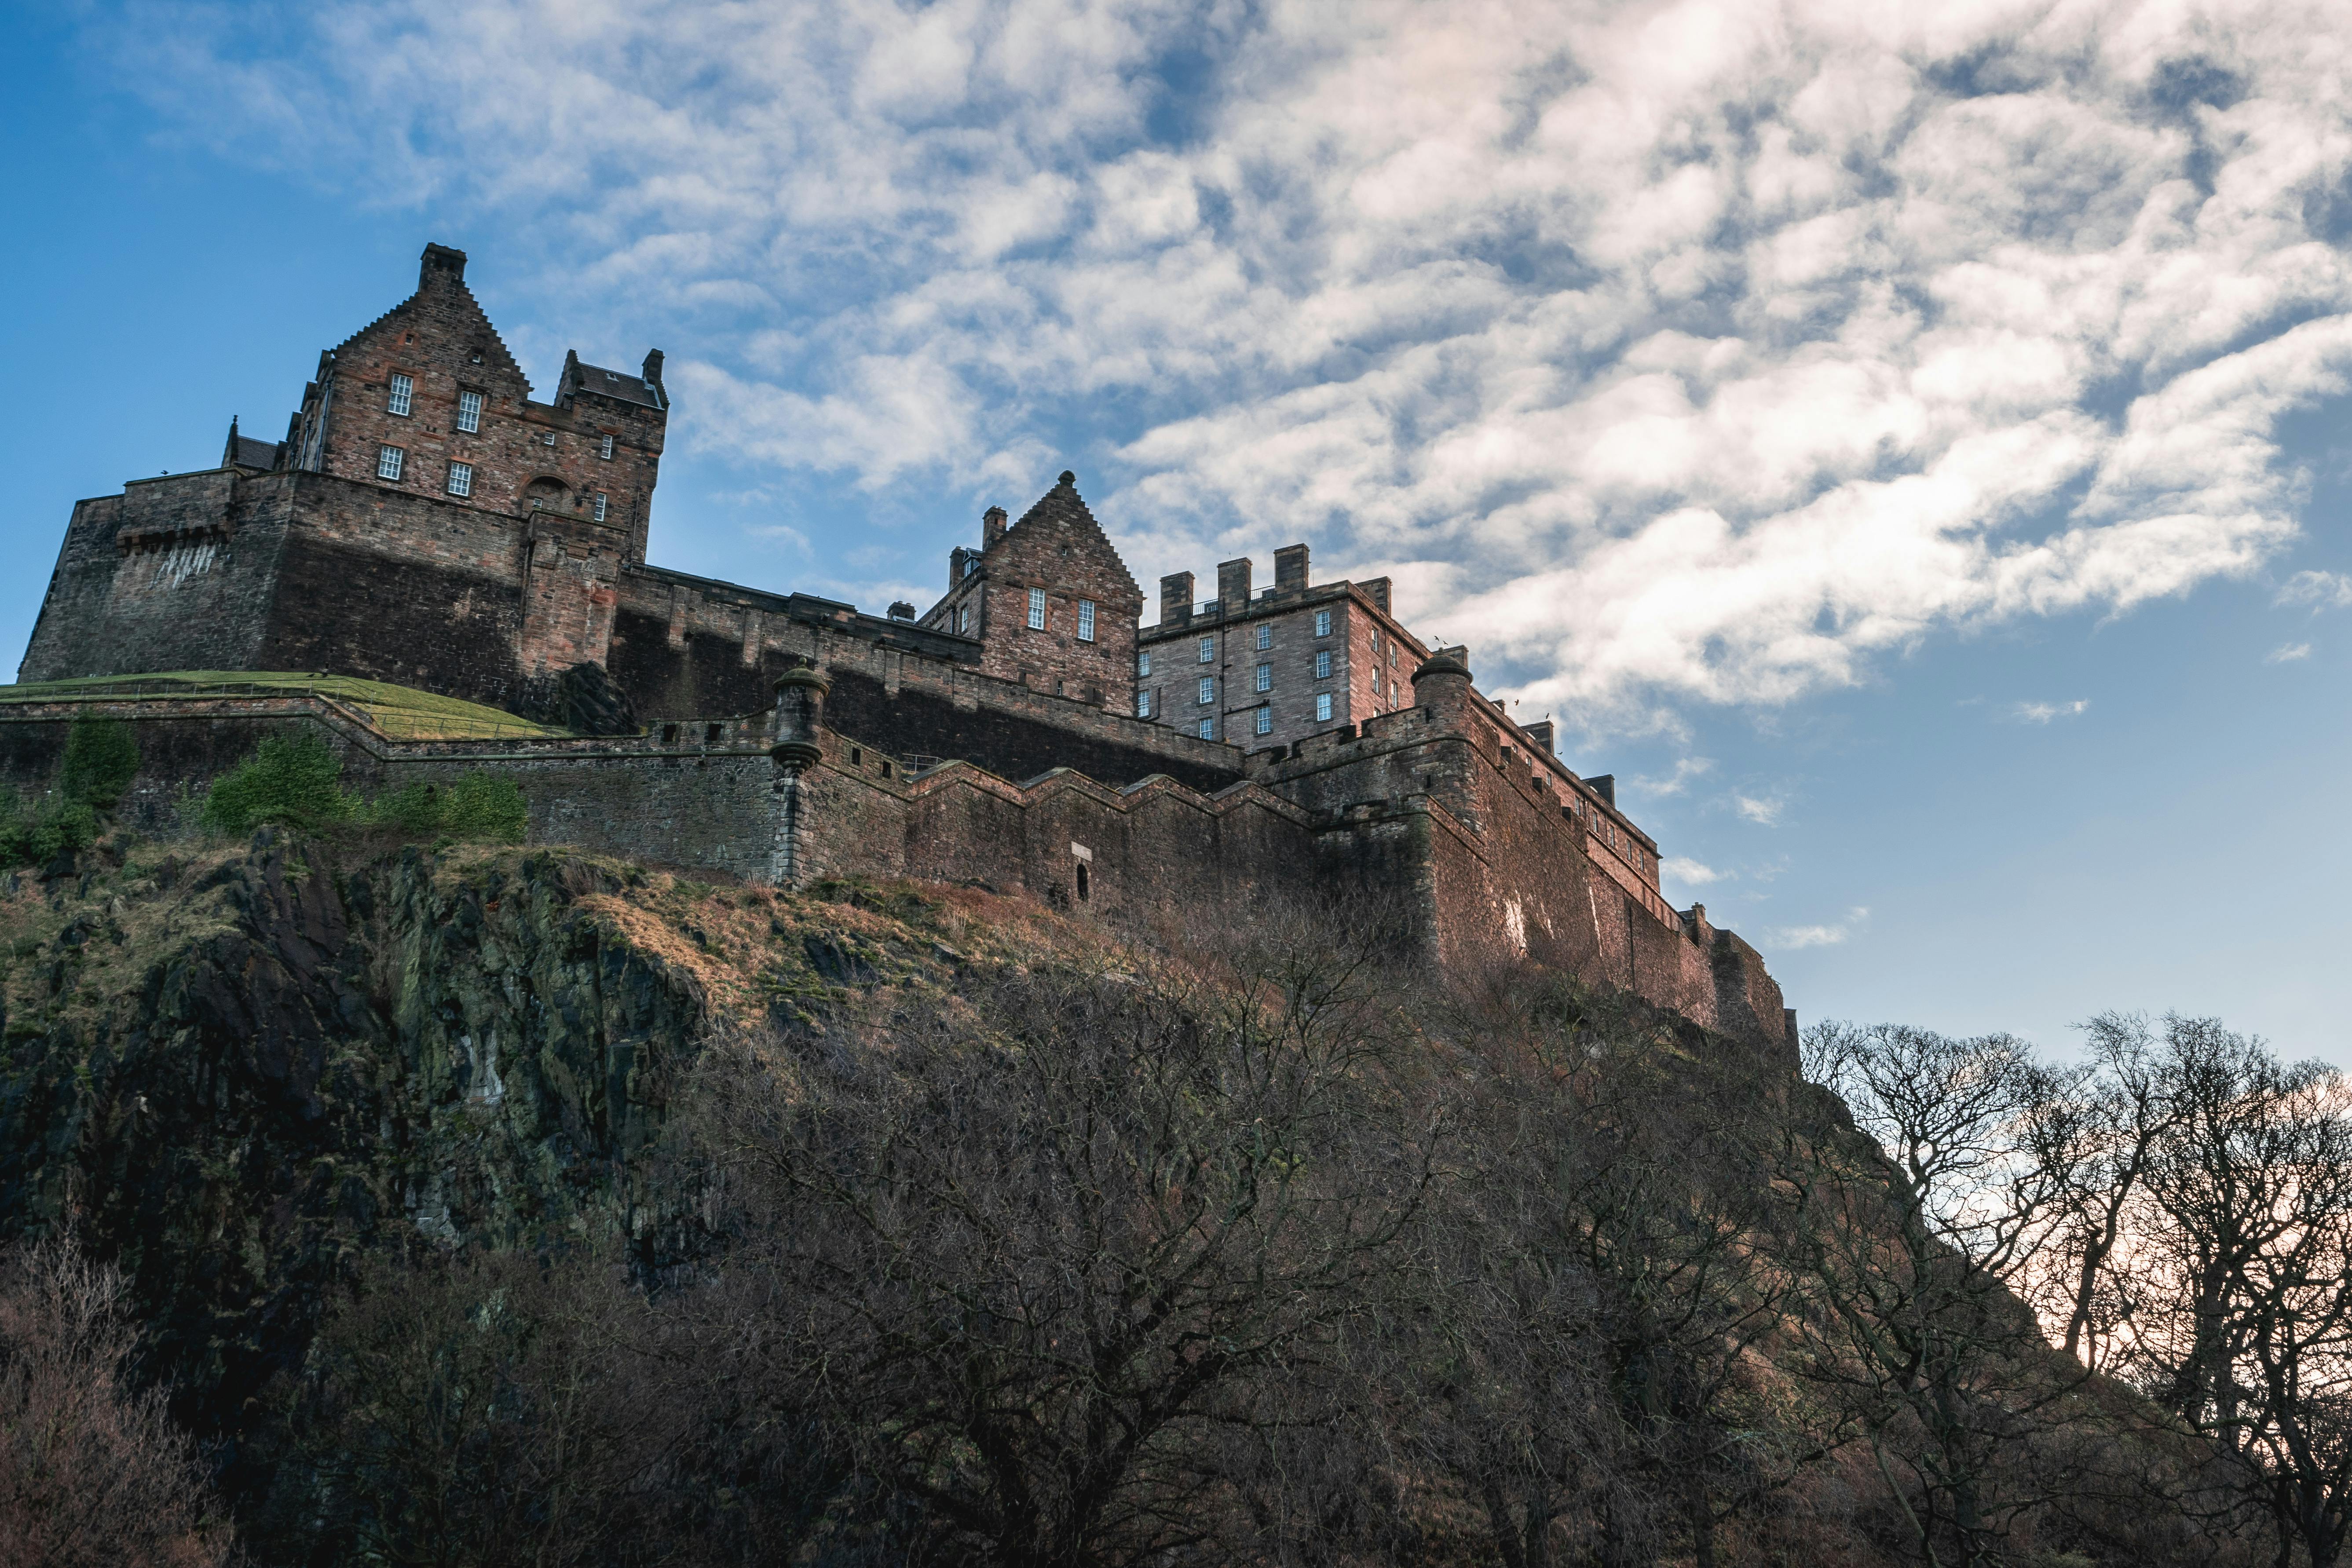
(385, 374, 616, 457)
(1165, 691, 1337, 740)
(1023, 586, 1098, 642)
(376, 445, 607, 519)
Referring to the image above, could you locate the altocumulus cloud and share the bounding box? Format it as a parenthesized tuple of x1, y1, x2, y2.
(115, 0, 2352, 724)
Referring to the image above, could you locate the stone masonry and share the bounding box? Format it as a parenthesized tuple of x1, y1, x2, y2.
(12, 242, 1794, 1056)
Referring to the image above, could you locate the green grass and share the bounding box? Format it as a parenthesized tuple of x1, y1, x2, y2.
(0, 672, 575, 741)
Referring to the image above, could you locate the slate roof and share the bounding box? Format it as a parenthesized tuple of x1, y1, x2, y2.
(565, 358, 666, 410)
(229, 435, 282, 470)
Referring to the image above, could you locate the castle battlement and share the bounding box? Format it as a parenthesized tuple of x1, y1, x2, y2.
(10, 243, 1793, 1057)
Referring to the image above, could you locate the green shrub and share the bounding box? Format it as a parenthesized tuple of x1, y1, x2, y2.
(200, 734, 357, 836)
(358, 774, 527, 844)
(0, 714, 143, 868)
(435, 772, 528, 844)
(59, 714, 141, 811)
(198, 734, 527, 847)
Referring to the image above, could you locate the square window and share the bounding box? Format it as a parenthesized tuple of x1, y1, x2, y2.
(593, 492, 609, 522)
(1255, 663, 1271, 692)
(456, 390, 483, 432)
(1255, 623, 1271, 651)
(600, 434, 615, 460)
(1138, 691, 1154, 718)
(1137, 651, 1151, 677)
(446, 461, 472, 497)
(1314, 608, 1331, 637)
(1028, 587, 1047, 629)
(1197, 636, 1214, 663)
(1197, 718, 1215, 740)
(1315, 649, 1332, 680)
(1197, 676, 1215, 705)
(1255, 706, 1272, 735)
(377, 444, 405, 481)
(387, 373, 413, 417)
(1078, 599, 1096, 642)
(1316, 692, 1333, 722)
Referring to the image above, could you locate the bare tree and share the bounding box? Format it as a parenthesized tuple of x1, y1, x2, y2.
(0, 1237, 236, 1568)
(695, 930, 1436, 1566)
(2105, 1016, 2352, 1567)
(1797, 1021, 2086, 1567)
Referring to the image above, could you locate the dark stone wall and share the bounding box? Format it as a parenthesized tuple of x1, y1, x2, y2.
(605, 607, 782, 720)
(19, 471, 295, 684)
(255, 531, 527, 708)
(821, 668, 1241, 793)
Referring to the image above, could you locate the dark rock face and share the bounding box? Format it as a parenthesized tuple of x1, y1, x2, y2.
(0, 835, 705, 1455)
(536, 659, 640, 735)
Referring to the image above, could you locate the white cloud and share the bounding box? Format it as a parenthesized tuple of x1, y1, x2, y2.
(106, 0, 2352, 721)
(2268, 641, 2314, 662)
(1634, 757, 1715, 797)
(1661, 855, 1724, 887)
(2279, 570, 2352, 609)
(1767, 905, 1871, 950)
(2013, 698, 2091, 723)
(1733, 793, 1784, 826)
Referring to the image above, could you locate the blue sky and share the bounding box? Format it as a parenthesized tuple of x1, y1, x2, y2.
(6, 0, 2352, 1060)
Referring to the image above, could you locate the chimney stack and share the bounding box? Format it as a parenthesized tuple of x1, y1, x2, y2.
(1216, 557, 1253, 612)
(950, 546, 973, 591)
(641, 348, 666, 387)
(1160, 571, 1195, 624)
(420, 242, 468, 288)
(1274, 543, 1309, 593)
(983, 505, 1008, 551)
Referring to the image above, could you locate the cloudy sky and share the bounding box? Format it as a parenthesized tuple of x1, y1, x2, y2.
(6, 0, 2352, 1058)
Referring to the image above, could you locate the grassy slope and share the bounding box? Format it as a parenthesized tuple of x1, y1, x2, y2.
(0, 671, 573, 740)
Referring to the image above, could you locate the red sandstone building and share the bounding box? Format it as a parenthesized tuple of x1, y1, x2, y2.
(9, 244, 1792, 1053)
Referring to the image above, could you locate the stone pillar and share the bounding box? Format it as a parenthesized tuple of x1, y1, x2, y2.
(769, 662, 830, 888)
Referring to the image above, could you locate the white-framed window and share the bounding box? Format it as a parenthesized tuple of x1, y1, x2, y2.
(1197, 676, 1214, 705)
(1255, 663, 1272, 693)
(1077, 599, 1096, 642)
(963, 555, 977, 577)
(1197, 718, 1215, 740)
(377, 444, 405, 481)
(1196, 636, 1214, 663)
(446, 461, 472, 497)
(1028, 587, 1047, 629)
(1372, 629, 1383, 652)
(1255, 706, 1273, 736)
(600, 434, 615, 460)
(1316, 692, 1333, 722)
(958, 605, 972, 635)
(387, 373, 413, 417)
(1255, 623, 1272, 651)
(1389, 645, 1397, 666)
(1314, 608, 1331, 636)
(593, 492, 609, 522)
(1138, 690, 1154, 718)
(456, 390, 482, 432)
(1137, 651, 1151, 677)
(1315, 649, 1332, 679)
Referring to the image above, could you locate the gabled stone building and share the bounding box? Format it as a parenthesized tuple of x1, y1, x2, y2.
(10, 243, 1796, 1057)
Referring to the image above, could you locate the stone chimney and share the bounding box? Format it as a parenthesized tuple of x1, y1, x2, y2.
(950, 546, 972, 591)
(1522, 719, 1555, 755)
(1160, 571, 1194, 624)
(641, 348, 666, 388)
(983, 505, 1008, 551)
(1586, 774, 1616, 807)
(1274, 543, 1309, 593)
(1217, 557, 1253, 613)
(1359, 576, 1392, 614)
(420, 242, 467, 288)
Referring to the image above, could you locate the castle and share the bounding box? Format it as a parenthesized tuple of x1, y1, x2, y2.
(9, 245, 1793, 1053)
